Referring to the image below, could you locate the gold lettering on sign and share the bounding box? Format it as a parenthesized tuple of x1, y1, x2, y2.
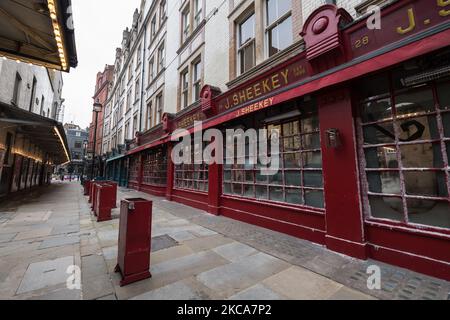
(438, 0, 450, 17)
(397, 8, 416, 34)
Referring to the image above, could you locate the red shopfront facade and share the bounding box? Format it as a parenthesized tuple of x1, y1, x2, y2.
(126, 0, 450, 280)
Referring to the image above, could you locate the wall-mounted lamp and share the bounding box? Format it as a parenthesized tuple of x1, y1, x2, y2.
(325, 128, 341, 149)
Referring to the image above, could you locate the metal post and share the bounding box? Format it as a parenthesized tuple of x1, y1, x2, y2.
(90, 109, 99, 180)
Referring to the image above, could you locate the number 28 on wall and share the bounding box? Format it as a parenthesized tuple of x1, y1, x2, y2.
(397, 0, 449, 35)
(354, 36, 369, 49)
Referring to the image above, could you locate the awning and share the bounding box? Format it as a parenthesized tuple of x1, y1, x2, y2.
(106, 154, 127, 163)
(126, 134, 170, 156)
(0, 0, 77, 72)
(0, 102, 70, 165)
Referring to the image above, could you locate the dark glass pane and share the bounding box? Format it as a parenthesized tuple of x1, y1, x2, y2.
(395, 88, 435, 117)
(301, 114, 319, 132)
(369, 196, 404, 221)
(404, 171, 448, 197)
(244, 184, 254, 198)
(363, 122, 395, 145)
(283, 121, 299, 135)
(364, 147, 398, 168)
(256, 185, 267, 199)
(302, 133, 320, 150)
(407, 200, 450, 229)
(286, 188, 302, 205)
(361, 98, 392, 123)
(223, 170, 231, 181)
(241, 43, 255, 73)
(400, 143, 444, 168)
(232, 183, 243, 195)
(256, 171, 268, 183)
(269, 186, 284, 202)
(283, 137, 300, 152)
(284, 153, 301, 168)
(367, 171, 401, 194)
(437, 81, 450, 110)
(285, 170, 301, 186)
(398, 115, 439, 142)
(302, 151, 322, 168)
(269, 170, 283, 185)
(305, 190, 324, 208)
(245, 170, 253, 182)
(304, 171, 323, 188)
(358, 73, 390, 101)
(443, 112, 450, 137)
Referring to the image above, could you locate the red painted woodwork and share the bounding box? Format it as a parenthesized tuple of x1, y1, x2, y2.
(300, 4, 352, 73)
(201, 85, 222, 116)
(171, 188, 208, 212)
(83, 180, 91, 196)
(115, 198, 152, 286)
(318, 88, 367, 259)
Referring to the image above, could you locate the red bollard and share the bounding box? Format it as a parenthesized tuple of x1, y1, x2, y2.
(83, 180, 92, 196)
(95, 184, 114, 222)
(115, 198, 152, 286)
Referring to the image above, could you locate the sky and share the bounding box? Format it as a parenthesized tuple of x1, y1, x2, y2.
(62, 0, 141, 129)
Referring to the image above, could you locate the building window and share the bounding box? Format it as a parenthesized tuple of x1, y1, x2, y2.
(148, 57, 155, 83)
(160, 0, 167, 22)
(174, 138, 209, 192)
(143, 147, 167, 186)
(29, 76, 37, 112)
(128, 59, 133, 81)
(157, 42, 165, 72)
(357, 59, 450, 229)
(181, 69, 189, 109)
(135, 76, 140, 102)
(223, 101, 324, 208)
(266, 0, 292, 57)
(129, 156, 140, 183)
(238, 13, 256, 75)
(151, 15, 157, 39)
(40, 96, 45, 116)
(12, 72, 22, 106)
(192, 60, 201, 102)
(74, 141, 82, 149)
(126, 91, 132, 112)
(136, 44, 142, 66)
(182, 6, 191, 43)
(124, 121, 130, 140)
(146, 102, 153, 130)
(133, 115, 138, 134)
(194, 0, 202, 29)
(156, 93, 164, 124)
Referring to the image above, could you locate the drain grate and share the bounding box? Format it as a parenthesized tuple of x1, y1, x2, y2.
(151, 235, 179, 252)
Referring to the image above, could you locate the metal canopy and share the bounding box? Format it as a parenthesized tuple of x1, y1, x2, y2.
(0, 0, 77, 72)
(0, 102, 70, 165)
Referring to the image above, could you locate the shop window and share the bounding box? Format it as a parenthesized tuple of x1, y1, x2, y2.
(129, 156, 140, 183)
(223, 101, 324, 209)
(143, 148, 167, 186)
(357, 72, 450, 229)
(266, 0, 292, 57)
(174, 138, 209, 192)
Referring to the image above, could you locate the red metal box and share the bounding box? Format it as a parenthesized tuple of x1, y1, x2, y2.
(115, 198, 152, 286)
(83, 180, 92, 196)
(95, 184, 114, 222)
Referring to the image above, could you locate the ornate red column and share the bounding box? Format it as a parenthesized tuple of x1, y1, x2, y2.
(166, 143, 174, 201)
(319, 88, 367, 259)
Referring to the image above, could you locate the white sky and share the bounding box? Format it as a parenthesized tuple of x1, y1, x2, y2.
(62, 0, 141, 128)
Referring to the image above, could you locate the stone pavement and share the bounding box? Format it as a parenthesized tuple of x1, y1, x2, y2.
(0, 181, 448, 300)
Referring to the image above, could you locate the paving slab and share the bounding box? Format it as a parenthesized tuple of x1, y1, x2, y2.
(39, 235, 79, 250)
(0, 233, 17, 243)
(263, 266, 344, 300)
(229, 283, 285, 300)
(197, 252, 290, 297)
(14, 227, 53, 241)
(16, 256, 74, 295)
(131, 280, 210, 300)
(213, 242, 258, 262)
